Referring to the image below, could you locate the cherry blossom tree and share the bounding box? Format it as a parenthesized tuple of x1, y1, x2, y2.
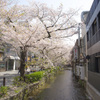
(27, 3, 78, 38)
(0, 1, 79, 77)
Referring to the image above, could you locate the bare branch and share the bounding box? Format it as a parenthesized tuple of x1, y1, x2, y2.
(46, 9, 62, 28)
(25, 26, 38, 45)
(38, 16, 51, 38)
(58, 9, 80, 29)
(50, 24, 77, 33)
(53, 51, 68, 62)
(53, 30, 78, 39)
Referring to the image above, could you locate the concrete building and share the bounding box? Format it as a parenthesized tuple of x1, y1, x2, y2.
(4, 46, 20, 71)
(81, 11, 89, 82)
(71, 38, 86, 81)
(71, 39, 79, 76)
(71, 18, 88, 81)
(85, 0, 100, 100)
(0, 50, 5, 71)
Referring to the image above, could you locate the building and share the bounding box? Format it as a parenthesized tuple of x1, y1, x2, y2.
(71, 38, 86, 81)
(0, 40, 6, 71)
(71, 19, 87, 81)
(71, 39, 79, 76)
(0, 50, 5, 71)
(81, 11, 89, 82)
(4, 45, 20, 71)
(71, 0, 100, 99)
(86, 0, 100, 100)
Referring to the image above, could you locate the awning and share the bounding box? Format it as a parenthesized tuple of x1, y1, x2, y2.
(9, 56, 20, 60)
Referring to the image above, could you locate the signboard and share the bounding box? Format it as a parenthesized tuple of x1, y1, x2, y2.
(74, 47, 78, 59)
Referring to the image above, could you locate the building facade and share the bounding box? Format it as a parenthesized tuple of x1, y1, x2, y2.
(86, 0, 100, 100)
(0, 50, 5, 72)
(71, 38, 86, 81)
(4, 46, 20, 71)
(81, 11, 89, 82)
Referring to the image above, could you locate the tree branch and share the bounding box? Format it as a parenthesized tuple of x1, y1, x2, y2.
(25, 26, 38, 45)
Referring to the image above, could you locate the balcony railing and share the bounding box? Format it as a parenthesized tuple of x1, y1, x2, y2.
(87, 29, 100, 49)
(86, 0, 100, 25)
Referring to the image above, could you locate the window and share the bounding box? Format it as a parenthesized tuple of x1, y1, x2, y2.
(0, 62, 5, 68)
(87, 32, 89, 41)
(92, 19, 97, 35)
(98, 12, 100, 28)
(95, 57, 100, 73)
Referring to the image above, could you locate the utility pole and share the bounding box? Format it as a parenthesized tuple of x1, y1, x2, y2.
(78, 23, 81, 47)
(78, 23, 81, 65)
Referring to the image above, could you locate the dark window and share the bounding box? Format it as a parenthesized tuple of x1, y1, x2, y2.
(92, 19, 97, 35)
(98, 12, 100, 28)
(8, 59, 13, 70)
(90, 26, 92, 38)
(87, 32, 89, 41)
(0, 62, 5, 68)
(95, 57, 100, 73)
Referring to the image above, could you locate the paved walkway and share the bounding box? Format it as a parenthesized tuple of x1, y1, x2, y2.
(0, 70, 19, 86)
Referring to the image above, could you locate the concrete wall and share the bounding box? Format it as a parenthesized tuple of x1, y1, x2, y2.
(88, 71, 100, 92)
(87, 82, 100, 100)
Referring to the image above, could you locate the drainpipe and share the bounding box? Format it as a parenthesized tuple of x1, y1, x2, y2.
(78, 23, 81, 46)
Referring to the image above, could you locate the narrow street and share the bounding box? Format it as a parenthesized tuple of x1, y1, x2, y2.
(31, 70, 89, 100)
(0, 70, 19, 86)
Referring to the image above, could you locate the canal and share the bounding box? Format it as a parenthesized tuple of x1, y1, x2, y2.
(29, 70, 89, 100)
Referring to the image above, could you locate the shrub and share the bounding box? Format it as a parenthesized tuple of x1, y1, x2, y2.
(56, 66, 60, 70)
(13, 76, 27, 87)
(14, 89, 21, 93)
(25, 71, 45, 83)
(78, 80, 85, 88)
(13, 76, 20, 82)
(49, 66, 60, 73)
(0, 86, 8, 97)
(13, 71, 45, 86)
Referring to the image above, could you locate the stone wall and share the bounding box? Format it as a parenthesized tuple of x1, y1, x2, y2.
(1, 73, 53, 100)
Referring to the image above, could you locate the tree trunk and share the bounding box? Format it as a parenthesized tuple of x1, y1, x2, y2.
(20, 47, 27, 78)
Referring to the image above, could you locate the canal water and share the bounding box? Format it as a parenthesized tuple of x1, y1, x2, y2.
(29, 70, 89, 100)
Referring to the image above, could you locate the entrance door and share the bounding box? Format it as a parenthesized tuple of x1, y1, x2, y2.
(8, 59, 13, 70)
(98, 58, 100, 73)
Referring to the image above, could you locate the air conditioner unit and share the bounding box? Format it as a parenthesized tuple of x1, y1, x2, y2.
(76, 66, 80, 76)
(80, 66, 85, 80)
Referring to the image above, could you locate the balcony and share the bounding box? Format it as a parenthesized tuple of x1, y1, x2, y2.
(86, 0, 100, 25)
(87, 29, 100, 49)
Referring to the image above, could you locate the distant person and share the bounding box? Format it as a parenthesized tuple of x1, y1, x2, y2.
(18, 67, 21, 74)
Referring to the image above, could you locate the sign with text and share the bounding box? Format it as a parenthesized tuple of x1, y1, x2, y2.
(74, 47, 78, 59)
